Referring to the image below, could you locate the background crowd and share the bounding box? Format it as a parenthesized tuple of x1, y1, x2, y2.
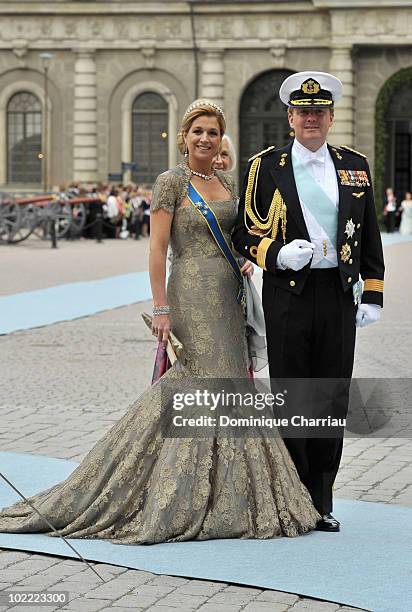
(58, 182, 153, 240)
(53, 134, 238, 241)
(383, 187, 412, 235)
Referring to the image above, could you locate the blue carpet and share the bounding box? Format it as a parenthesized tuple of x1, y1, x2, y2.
(0, 234, 410, 335)
(0, 453, 411, 612)
(0, 272, 151, 334)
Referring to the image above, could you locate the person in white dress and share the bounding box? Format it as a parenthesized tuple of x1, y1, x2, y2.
(399, 191, 412, 235)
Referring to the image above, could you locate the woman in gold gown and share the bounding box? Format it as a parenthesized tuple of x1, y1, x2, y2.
(0, 100, 319, 544)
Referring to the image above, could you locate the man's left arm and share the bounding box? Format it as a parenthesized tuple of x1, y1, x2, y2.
(357, 159, 385, 326)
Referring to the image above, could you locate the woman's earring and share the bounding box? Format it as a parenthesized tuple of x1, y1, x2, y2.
(184, 144, 188, 157)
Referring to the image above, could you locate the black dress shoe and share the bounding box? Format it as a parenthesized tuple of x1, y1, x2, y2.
(315, 513, 340, 532)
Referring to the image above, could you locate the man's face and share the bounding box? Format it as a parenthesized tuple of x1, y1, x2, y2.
(288, 107, 334, 150)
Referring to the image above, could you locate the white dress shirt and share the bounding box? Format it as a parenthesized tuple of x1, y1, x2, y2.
(292, 139, 339, 268)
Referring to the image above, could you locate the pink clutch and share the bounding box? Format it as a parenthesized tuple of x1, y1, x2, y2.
(141, 312, 183, 384)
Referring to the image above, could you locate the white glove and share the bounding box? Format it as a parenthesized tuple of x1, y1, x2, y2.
(356, 303, 381, 328)
(277, 239, 315, 271)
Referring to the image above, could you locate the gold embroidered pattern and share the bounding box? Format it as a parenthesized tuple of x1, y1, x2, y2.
(332, 148, 342, 160)
(248, 146, 275, 162)
(279, 153, 288, 167)
(340, 145, 367, 159)
(291, 99, 333, 106)
(256, 237, 273, 270)
(301, 79, 320, 94)
(364, 279, 384, 293)
(340, 243, 351, 263)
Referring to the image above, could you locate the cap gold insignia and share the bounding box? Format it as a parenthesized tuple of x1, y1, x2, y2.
(301, 79, 320, 95)
(340, 243, 351, 263)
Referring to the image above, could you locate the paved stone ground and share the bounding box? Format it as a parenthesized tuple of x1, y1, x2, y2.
(0, 236, 411, 611)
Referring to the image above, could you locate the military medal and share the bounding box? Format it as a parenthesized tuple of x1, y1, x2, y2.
(344, 218, 355, 239)
(352, 279, 363, 305)
(338, 170, 370, 188)
(340, 243, 351, 263)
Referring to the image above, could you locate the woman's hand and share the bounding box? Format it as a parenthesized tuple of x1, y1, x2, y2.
(240, 260, 254, 278)
(152, 314, 171, 346)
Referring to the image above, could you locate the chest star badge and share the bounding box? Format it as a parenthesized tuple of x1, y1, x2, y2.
(344, 218, 356, 239)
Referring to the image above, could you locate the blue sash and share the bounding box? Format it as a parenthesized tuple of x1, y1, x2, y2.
(293, 156, 338, 248)
(187, 182, 244, 304)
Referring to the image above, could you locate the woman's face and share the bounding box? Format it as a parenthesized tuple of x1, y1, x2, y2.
(184, 115, 221, 166)
(406, 192, 412, 200)
(213, 139, 231, 171)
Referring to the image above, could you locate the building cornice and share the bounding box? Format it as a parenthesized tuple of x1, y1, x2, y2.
(314, 0, 412, 7)
(1, 3, 412, 50)
(0, 1, 314, 15)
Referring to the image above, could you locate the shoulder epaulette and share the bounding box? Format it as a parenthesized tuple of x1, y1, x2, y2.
(339, 145, 367, 159)
(248, 146, 275, 162)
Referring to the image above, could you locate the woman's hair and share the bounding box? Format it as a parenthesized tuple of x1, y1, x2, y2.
(220, 134, 237, 172)
(177, 99, 226, 154)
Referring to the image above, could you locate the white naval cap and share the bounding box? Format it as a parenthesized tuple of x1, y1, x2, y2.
(279, 71, 343, 108)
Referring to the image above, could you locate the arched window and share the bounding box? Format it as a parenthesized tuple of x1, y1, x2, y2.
(239, 70, 294, 180)
(385, 81, 412, 200)
(132, 92, 168, 184)
(7, 92, 42, 184)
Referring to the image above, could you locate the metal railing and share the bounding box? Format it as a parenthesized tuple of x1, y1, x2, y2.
(0, 194, 103, 246)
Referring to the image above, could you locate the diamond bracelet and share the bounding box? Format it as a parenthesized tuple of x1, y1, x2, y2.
(153, 306, 170, 316)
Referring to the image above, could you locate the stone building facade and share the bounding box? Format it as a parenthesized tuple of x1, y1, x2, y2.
(1, 0, 412, 203)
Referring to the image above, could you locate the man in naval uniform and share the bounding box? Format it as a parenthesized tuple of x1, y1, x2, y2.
(232, 71, 384, 531)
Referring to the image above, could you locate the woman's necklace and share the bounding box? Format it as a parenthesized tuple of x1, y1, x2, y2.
(189, 167, 215, 181)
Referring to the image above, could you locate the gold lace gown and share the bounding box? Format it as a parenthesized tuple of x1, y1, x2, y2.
(0, 164, 319, 543)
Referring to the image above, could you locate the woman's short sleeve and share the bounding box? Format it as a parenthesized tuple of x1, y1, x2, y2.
(217, 171, 237, 199)
(150, 171, 178, 214)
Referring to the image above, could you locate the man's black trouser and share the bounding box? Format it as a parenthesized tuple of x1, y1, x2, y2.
(263, 267, 357, 514)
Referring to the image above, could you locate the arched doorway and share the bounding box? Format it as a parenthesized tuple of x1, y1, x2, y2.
(132, 92, 168, 184)
(7, 91, 42, 184)
(239, 69, 294, 180)
(385, 82, 412, 201)
(375, 68, 412, 210)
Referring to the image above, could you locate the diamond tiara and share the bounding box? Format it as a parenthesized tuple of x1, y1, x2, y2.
(183, 99, 225, 121)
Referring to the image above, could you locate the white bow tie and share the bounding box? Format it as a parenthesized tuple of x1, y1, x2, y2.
(303, 152, 325, 166)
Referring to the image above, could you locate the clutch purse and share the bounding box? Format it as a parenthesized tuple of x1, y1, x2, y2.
(141, 312, 183, 365)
